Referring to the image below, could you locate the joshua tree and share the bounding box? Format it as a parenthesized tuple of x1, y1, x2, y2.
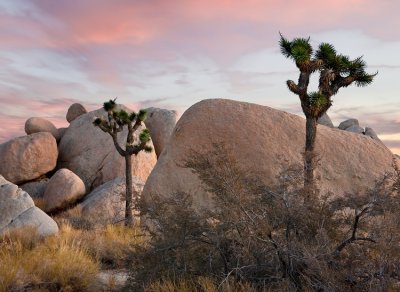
(279, 34, 377, 196)
(93, 99, 152, 226)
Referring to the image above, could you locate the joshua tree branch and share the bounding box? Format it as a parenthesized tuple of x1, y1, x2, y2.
(331, 75, 356, 94)
(287, 80, 302, 95)
(109, 132, 126, 156)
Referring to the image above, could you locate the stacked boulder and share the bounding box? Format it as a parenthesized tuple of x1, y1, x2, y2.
(0, 132, 58, 184)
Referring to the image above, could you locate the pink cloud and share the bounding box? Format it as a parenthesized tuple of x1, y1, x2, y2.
(2, 0, 398, 60)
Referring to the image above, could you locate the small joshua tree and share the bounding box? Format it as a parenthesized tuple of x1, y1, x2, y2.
(279, 34, 377, 196)
(93, 99, 152, 226)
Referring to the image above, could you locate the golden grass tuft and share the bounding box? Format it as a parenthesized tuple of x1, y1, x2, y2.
(0, 226, 98, 291)
(0, 222, 147, 291)
(145, 276, 262, 292)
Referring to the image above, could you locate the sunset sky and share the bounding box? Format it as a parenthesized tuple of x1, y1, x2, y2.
(0, 0, 399, 154)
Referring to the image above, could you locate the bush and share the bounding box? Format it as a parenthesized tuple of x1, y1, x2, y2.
(131, 143, 400, 291)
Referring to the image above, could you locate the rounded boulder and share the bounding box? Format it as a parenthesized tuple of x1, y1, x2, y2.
(43, 168, 86, 213)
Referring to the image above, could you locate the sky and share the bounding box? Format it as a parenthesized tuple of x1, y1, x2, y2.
(0, 0, 399, 154)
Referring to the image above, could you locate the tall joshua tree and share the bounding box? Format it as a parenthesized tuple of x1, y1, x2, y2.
(279, 34, 377, 196)
(93, 99, 152, 226)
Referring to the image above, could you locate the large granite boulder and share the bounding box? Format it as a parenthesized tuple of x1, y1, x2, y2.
(25, 117, 59, 141)
(57, 105, 157, 191)
(43, 168, 86, 213)
(142, 99, 396, 210)
(66, 103, 87, 123)
(80, 176, 144, 225)
(144, 107, 178, 157)
(0, 175, 58, 236)
(0, 132, 58, 184)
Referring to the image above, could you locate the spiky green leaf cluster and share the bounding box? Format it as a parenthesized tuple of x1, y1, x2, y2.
(137, 109, 147, 122)
(139, 128, 151, 143)
(279, 34, 312, 64)
(103, 98, 117, 112)
(355, 72, 376, 87)
(113, 109, 130, 125)
(144, 145, 153, 153)
(308, 92, 328, 109)
(129, 112, 137, 121)
(93, 117, 102, 126)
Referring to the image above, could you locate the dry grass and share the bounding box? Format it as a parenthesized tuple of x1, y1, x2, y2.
(0, 222, 148, 291)
(145, 276, 264, 292)
(60, 223, 148, 268)
(0, 226, 98, 291)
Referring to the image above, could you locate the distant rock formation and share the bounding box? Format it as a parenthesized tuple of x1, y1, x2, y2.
(337, 118, 382, 143)
(142, 99, 396, 210)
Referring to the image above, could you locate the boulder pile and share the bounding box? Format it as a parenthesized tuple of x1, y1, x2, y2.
(0, 102, 168, 233)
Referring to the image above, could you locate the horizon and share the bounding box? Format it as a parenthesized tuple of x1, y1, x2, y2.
(0, 0, 399, 154)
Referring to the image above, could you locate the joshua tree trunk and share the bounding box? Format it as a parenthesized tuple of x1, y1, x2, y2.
(304, 116, 317, 197)
(125, 154, 133, 226)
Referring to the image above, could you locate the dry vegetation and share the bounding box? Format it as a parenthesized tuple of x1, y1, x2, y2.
(2, 143, 400, 291)
(133, 143, 400, 291)
(0, 219, 146, 291)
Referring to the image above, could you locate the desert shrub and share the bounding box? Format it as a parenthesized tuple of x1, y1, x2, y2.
(131, 143, 400, 291)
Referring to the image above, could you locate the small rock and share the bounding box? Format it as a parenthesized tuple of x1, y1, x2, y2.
(317, 113, 334, 128)
(0, 132, 58, 184)
(43, 168, 86, 213)
(25, 117, 59, 141)
(338, 118, 359, 130)
(66, 103, 87, 123)
(345, 125, 364, 134)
